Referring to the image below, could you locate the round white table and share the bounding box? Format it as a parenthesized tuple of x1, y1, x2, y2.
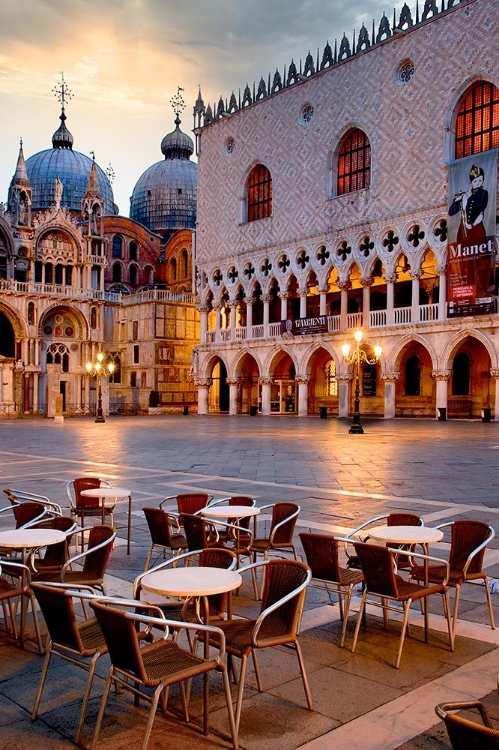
(200, 504, 260, 553)
(366, 525, 444, 641)
(80, 487, 132, 554)
(0, 528, 66, 648)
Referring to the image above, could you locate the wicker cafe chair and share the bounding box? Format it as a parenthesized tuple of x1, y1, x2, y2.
(410, 519, 496, 635)
(30, 582, 109, 745)
(205, 559, 312, 736)
(66, 478, 114, 548)
(209, 496, 256, 544)
(345, 512, 424, 570)
(3, 488, 63, 517)
(142, 507, 188, 571)
(351, 541, 454, 669)
(179, 512, 220, 552)
(31, 515, 77, 577)
(35, 525, 116, 595)
(89, 599, 238, 750)
(135, 547, 237, 630)
(159, 493, 214, 527)
(0, 560, 42, 652)
(435, 700, 499, 749)
(250, 502, 300, 562)
(299, 531, 364, 647)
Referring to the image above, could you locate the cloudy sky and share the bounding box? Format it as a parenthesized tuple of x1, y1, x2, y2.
(1, 0, 407, 215)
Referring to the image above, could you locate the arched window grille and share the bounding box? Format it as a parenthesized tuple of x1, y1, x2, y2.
(337, 128, 371, 195)
(247, 164, 272, 222)
(46, 343, 69, 373)
(324, 360, 338, 396)
(456, 81, 499, 159)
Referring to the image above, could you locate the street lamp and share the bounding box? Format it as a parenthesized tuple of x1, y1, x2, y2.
(86, 352, 115, 423)
(342, 330, 382, 434)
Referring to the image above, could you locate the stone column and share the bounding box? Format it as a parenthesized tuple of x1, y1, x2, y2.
(318, 285, 329, 317)
(32, 372, 39, 413)
(336, 374, 351, 418)
(339, 281, 350, 330)
(299, 290, 307, 318)
(196, 378, 212, 415)
(262, 295, 271, 337)
(432, 370, 451, 419)
(199, 305, 209, 343)
(227, 378, 239, 415)
(259, 377, 273, 416)
(279, 293, 288, 321)
(361, 278, 372, 329)
(382, 371, 400, 419)
(214, 304, 222, 343)
(437, 264, 447, 321)
(384, 273, 396, 325)
(296, 375, 310, 417)
(490, 369, 499, 421)
(246, 297, 254, 337)
(410, 270, 422, 323)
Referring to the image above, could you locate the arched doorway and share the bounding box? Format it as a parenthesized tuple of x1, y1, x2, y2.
(207, 356, 229, 413)
(448, 337, 492, 418)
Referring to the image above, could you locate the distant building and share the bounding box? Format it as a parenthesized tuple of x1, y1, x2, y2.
(0, 81, 198, 417)
(192, 0, 499, 419)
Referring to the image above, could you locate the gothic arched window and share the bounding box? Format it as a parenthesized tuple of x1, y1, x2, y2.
(456, 81, 499, 159)
(112, 235, 123, 258)
(247, 164, 272, 222)
(337, 128, 371, 195)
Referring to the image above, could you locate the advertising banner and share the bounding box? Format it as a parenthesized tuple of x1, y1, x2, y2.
(447, 150, 498, 317)
(280, 316, 328, 337)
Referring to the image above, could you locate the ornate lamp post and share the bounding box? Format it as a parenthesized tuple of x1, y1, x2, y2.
(342, 330, 382, 434)
(86, 352, 114, 423)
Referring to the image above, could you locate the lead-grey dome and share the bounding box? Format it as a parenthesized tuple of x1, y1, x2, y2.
(25, 109, 116, 214)
(130, 116, 197, 237)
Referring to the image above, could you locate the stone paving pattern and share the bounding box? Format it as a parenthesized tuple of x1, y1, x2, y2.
(1, 414, 499, 748)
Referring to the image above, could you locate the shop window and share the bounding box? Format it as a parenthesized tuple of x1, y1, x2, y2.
(337, 128, 371, 195)
(324, 360, 338, 396)
(247, 164, 272, 222)
(456, 81, 499, 159)
(405, 355, 421, 396)
(452, 352, 471, 395)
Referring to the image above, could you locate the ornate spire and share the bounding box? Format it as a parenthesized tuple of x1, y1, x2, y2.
(161, 86, 193, 160)
(85, 155, 100, 198)
(52, 72, 74, 150)
(13, 138, 29, 186)
(170, 85, 186, 126)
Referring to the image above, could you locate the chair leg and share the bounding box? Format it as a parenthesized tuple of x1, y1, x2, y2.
(442, 590, 455, 652)
(252, 651, 263, 692)
(234, 654, 249, 735)
(395, 601, 411, 669)
(483, 576, 496, 630)
(220, 663, 239, 750)
(144, 546, 153, 572)
(28, 592, 43, 654)
(90, 670, 113, 750)
(140, 685, 163, 750)
(31, 646, 52, 720)
(75, 652, 100, 745)
(351, 590, 367, 654)
(452, 584, 461, 636)
(293, 640, 313, 710)
(339, 586, 353, 648)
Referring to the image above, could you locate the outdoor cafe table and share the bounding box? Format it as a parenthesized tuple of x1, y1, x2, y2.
(366, 525, 444, 641)
(141, 566, 242, 730)
(80, 486, 132, 554)
(200, 504, 260, 548)
(0, 527, 66, 648)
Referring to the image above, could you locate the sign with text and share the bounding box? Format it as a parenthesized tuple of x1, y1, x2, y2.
(280, 316, 328, 337)
(447, 150, 498, 317)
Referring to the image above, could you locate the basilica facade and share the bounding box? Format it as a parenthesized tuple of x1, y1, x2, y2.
(0, 87, 198, 418)
(192, 0, 499, 420)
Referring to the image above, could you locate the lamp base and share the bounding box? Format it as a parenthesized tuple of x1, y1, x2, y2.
(95, 415, 106, 423)
(348, 424, 364, 434)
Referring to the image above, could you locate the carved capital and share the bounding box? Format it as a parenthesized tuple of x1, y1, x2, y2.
(335, 374, 352, 383)
(259, 377, 274, 386)
(436, 264, 447, 275)
(195, 378, 213, 388)
(431, 370, 451, 381)
(381, 371, 400, 381)
(360, 277, 373, 288)
(226, 378, 239, 386)
(338, 280, 351, 291)
(261, 295, 272, 304)
(317, 284, 330, 294)
(295, 375, 311, 385)
(197, 304, 210, 314)
(409, 271, 422, 281)
(278, 292, 289, 300)
(490, 369, 499, 379)
(384, 273, 396, 284)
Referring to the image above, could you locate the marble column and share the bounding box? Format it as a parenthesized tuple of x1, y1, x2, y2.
(279, 293, 288, 321)
(490, 369, 499, 420)
(339, 281, 350, 330)
(410, 270, 422, 323)
(227, 378, 239, 415)
(246, 298, 254, 338)
(199, 305, 209, 343)
(432, 370, 451, 419)
(262, 295, 271, 337)
(384, 273, 395, 325)
(382, 372, 400, 419)
(299, 291, 307, 318)
(361, 278, 372, 329)
(437, 264, 447, 321)
(196, 378, 212, 415)
(259, 377, 273, 416)
(296, 375, 310, 417)
(318, 285, 329, 317)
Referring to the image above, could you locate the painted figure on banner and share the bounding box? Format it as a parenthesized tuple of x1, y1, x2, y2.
(449, 164, 488, 246)
(447, 153, 497, 317)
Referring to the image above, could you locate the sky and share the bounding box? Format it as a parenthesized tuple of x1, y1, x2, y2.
(1, 0, 407, 217)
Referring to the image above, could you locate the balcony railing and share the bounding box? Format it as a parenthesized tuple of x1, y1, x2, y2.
(202, 302, 444, 344)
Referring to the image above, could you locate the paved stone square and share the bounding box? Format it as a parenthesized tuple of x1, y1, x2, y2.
(0, 414, 499, 748)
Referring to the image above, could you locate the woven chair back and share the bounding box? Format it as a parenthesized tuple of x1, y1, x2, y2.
(143, 507, 175, 546)
(90, 600, 149, 683)
(353, 542, 399, 598)
(179, 513, 210, 551)
(31, 583, 85, 653)
(270, 503, 299, 545)
(81, 525, 115, 579)
(300, 532, 342, 582)
(73, 477, 101, 510)
(176, 493, 211, 516)
(260, 559, 309, 637)
(449, 520, 492, 575)
(444, 713, 499, 749)
(387, 513, 423, 527)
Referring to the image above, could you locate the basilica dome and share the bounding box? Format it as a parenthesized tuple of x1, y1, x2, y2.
(25, 109, 117, 215)
(130, 115, 197, 238)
